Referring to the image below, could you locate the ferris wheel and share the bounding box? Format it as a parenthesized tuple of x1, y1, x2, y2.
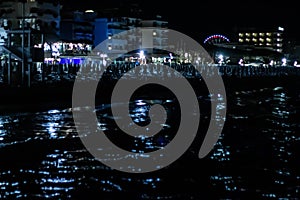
(203, 34, 230, 45)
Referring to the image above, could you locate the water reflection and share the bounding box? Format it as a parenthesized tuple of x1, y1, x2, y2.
(263, 88, 299, 198)
(0, 85, 299, 199)
(207, 86, 300, 199)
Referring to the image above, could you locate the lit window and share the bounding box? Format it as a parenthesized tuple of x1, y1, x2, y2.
(252, 38, 257, 42)
(239, 33, 244, 37)
(239, 38, 244, 42)
(252, 33, 257, 37)
(266, 33, 272, 36)
(259, 33, 265, 36)
(259, 38, 264, 42)
(266, 38, 271, 42)
(246, 38, 250, 42)
(246, 33, 250, 37)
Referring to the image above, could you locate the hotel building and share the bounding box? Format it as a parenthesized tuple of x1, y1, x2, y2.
(237, 26, 284, 53)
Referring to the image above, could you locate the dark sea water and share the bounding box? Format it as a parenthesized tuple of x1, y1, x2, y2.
(0, 74, 299, 199)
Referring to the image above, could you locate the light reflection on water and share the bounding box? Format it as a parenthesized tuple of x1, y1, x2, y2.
(0, 86, 299, 199)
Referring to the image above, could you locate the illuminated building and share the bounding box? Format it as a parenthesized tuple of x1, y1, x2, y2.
(94, 15, 168, 55)
(237, 26, 284, 53)
(141, 16, 168, 50)
(60, 10, 97, 45)
(0, 0, 60, 41)
(0, 1, 169, 62)
(0, 0, 61, 63)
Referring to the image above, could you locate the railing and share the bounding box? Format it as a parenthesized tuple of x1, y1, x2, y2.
(0, 60, 299, 88)
(217, 65, 300, 77)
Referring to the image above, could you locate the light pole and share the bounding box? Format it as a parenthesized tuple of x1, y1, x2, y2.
(21, 0, 25, 86)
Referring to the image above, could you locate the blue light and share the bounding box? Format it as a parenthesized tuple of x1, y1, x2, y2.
(59, 58, 84, 65)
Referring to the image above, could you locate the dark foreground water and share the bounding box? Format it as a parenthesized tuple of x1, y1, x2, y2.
(0, 75, 299, 199)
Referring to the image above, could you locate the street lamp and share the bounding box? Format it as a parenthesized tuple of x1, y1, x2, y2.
(22, 0, 25, 86)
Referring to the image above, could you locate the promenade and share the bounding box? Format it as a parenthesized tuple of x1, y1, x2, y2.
(0, 62, 299, 113)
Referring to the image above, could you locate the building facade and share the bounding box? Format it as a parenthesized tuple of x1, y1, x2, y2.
(60, 10, 97, 45)
(94, 16, 142, 54)
(0, 0, 61, 41)
(237, 26, 284, 53)
(94, 15, 168, 56)
(1, 1, 169, 61)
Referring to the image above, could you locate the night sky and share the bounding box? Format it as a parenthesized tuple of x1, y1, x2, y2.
(61, 0, 300, 43)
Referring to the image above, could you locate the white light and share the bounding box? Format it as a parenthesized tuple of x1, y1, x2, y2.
(139, 50, 146, 65)
(294, 61, 300, 67)
(238, 58, 243, 65)
(139, 50, 145, 59)
(153, 31, 157, 36)
(278, 26, 284, 31)
(282, 58, 287, 66)
(85, 10, 94, 13)
(218, 54, 224, 64)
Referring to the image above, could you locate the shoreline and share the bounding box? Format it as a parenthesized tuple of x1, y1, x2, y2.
(0, 74, 298, 114)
